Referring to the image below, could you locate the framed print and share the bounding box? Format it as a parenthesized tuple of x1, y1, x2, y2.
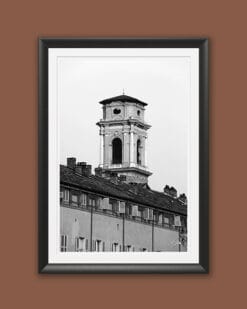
(39, 38, 209, 273)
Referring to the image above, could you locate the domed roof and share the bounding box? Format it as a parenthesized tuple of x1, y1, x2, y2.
(99, 94, 148, 106)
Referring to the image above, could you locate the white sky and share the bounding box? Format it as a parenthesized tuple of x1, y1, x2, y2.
(59, 56, 189, 195)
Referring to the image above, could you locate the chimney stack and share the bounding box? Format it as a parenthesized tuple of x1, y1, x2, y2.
(164, 185, 177, 198)
(164, 185, 170, 195)
(109, 171, 118, 183)
(95, 167, 103, 177)
(169, 187, 177, 198)
(76, 162, 92, 176)
(75, 162, 85, 175)
(67, 157, 76, 169)
(85, 165, 92, 176)
(178, 193, 187, 204)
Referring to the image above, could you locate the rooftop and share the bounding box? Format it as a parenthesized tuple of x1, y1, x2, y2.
(99, 94, 148, 106)
(60, 164, 187, 216)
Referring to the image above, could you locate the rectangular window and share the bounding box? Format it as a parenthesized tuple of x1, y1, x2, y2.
(154, 212, 159, 223)
(119, 201, 125, 214)
(112, 243, 120, 252)
(80, 193, 87, 206)
(61, 235, 68, 252)
(64, 190, 69, 202)
(75, 237, 86, 252)
(101, 197, 110, 210)
(60, 191, 64, 203)
(158, 213, 163, 224)
(126, 245, 132, 252)
(125, 204, 132, 216)
(138, 206, 143, 218)
(89, 198, 96, 207)
(95, 240, 102, 252)
(132, 205, 140, 217)
(71, 194, 78, 203)
(164, 217, 170, 225)
(95, 197, 101, 209)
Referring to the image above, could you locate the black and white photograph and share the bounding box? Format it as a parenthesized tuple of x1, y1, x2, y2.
(39, 38, 208, 273)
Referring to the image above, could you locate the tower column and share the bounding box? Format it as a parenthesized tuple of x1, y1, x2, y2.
(99, 127, 104, 167)
(130, 124, 134, 167)
(144, 136, 147, 168)
(123, 130, 128, 167)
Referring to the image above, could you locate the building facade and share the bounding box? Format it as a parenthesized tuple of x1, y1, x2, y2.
(60, 94, 187, 252)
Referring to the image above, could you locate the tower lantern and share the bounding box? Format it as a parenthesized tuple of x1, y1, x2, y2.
(96, 94, 152, 184)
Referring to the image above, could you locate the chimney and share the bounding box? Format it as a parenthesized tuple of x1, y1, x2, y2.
(67, 157, 76, 169)
(95, 167, 103, 177)
(169, 187, 177, 198)
(164, 185, 177, 198)
(85, 165, 92, 176)
(75, 163, 85, 175)
(178, 193, 187, 204)
(164, 185, 170, 195)
(103, 170, 111, 179)
(109, 172, 118, 183)
(76, 162, 92, 176)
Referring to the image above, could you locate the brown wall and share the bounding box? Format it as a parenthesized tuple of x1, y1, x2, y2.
(0, 0, 246, 308)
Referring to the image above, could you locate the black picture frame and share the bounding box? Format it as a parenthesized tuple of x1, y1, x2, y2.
(39, 37, 209, 274)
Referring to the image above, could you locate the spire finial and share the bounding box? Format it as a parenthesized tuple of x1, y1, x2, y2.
(123, 88, 125, 95)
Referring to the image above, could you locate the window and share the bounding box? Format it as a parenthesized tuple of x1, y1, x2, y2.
(64, 190, 69, 202)
(164, 217, 170, 225)
(112, 138, 122, 164)
(75, 237, 88, 252)
(137, 110, 141, 116)
(125, 204, 132, 216)
(111, 199, 120, 213)
(132, 205, 140, 217)
(112, 243, 120, 252)
(138, 206, 143, 214)
(95, 240, 104, 252)
(153, 211, 159, 223)
(95, 197, 101, 209)
(126, 245, 134, 252)
(60, 191, 64, 203)
(137, 139, 141, 164)
(89, 198, 96, 207)
(80, 193, 87, 206)
(71, 194, 78, 204)
(61, 235, 68, 252)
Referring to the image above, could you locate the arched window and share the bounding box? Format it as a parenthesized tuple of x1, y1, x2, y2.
(137, 139, 141, 164)
(112, 138, 122, 164)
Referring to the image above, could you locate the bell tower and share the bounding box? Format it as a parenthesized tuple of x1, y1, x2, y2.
(96, 94, 152, 184)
